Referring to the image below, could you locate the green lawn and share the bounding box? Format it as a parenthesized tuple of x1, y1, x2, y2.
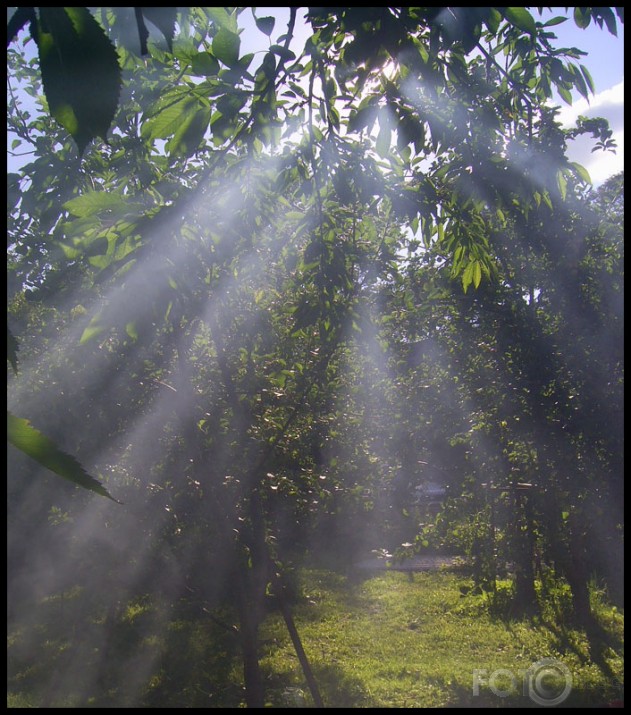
(7, 567, 624, 708)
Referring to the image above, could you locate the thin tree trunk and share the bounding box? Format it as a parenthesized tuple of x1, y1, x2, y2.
(272, 569, 325, 708)
(566, 515, 592, 626)
(236, 570, 265, 708)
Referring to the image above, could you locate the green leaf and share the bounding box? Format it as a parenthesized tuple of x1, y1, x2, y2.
(213, 27, 241, 68)
(472, 260, 482, 289)
(63, 191, 128, 218)
(569, 162, 591, 185)
(556, 170, 568, 201)
(166, 104, 212, 158)
(573, 7, 591, 29)
(32, 7, 122, 154)
(461, 260, 482, 293)
(376, 124, 391, 158)
(543, 16, 568, 28)
(125, 322, 139, 340)
(7, 411, 120, 502)
(597, 7, 618, 36)
(557, 85, 573, 105)
(7, 326, 19, 375)
(80, 316, 106, 344)
(255, 16, 276, 37)
(580, 64, 595, 95)
(142, 95, 198, 141)
(140, 7, 177, 51)
(503, 7, 536, 35)
(207, 7, 238, 33)
(483, 8, 502, 34)
(269, 44, 296, 63)
(568, 64, 589, 100)
(376, 112, 392, 158)
(190, 51, 220, 77)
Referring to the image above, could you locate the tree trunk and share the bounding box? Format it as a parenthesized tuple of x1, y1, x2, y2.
(236, 570, 265, 708)
(513, 488, 538, 614)
(566, 520, 592, 626)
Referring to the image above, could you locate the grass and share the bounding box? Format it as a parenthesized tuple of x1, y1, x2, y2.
(7, 567, 624, 708)
(258, 568, 623, 708)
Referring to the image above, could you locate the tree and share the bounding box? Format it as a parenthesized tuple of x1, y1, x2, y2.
(8, 7, 624, 707)
(386, 167, 623, 620)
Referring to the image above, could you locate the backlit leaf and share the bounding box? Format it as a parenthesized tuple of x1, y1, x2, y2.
(207, 7, 238, 33)
(569, 162, 591, 185)
(7, 411, 120, 502)
(166, 104, 212, 158)
(543, 16, 567, 27)
(503, 7, 536, 35)
(191, 51, 220, 77)
(213, 27, 241, 68)
(80, 316, 106, 344)
(573, 7, 591, 29)
(579, 64, 595, 94)
(63, 191, 128, 218)
(472, 260, 482, 289)
(31, 7, 122, 154)
(255, 16, 275, 37)
(557, 85, 573, 105)
(461, 260, 475, 293)
(142, 96, 196, 141)
(556, 170, 568, 200)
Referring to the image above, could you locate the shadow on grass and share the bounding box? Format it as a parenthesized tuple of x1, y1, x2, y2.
(260, 661, 371, 708)
(537, 615, 624, 685)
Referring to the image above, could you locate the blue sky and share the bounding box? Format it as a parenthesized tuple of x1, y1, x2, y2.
(537, 8, 624, 185)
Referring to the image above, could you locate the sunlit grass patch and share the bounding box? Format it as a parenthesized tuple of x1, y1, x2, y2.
(122, 595, 153, 624)
(259, 569, 624, 708)
(7, 692, 37, 708)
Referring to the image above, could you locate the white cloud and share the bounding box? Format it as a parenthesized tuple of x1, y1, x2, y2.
(557, 80, 624, 186)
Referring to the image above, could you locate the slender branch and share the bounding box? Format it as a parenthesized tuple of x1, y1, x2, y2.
(7, 76, 35, 145)
(475, 40, 534, 119)
(201, 607, 240, 635)
(8, 149, 37, 157)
